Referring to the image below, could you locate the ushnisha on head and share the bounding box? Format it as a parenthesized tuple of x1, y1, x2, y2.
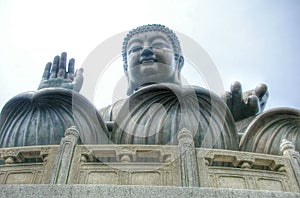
(122, 24, 184, 95)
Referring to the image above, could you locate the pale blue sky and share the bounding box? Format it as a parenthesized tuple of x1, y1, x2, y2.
(0, 0, 299, 111)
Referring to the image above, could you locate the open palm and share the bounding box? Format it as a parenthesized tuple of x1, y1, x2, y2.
(38, 52, 83, 92)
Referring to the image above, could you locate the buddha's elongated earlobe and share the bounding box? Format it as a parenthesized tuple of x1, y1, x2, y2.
(127, 81, 134, 95)
(178, 55, 184, 72)
(124, 69, 134, 95)
(174, 55, 184, 84)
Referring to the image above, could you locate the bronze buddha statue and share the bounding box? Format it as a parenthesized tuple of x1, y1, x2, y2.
(0, 24, 269, 151)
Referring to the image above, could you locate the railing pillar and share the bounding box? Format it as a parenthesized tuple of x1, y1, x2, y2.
(177, 128, 199, 187)
(51, 126, 79, 184)
(280, 139, 300, 190)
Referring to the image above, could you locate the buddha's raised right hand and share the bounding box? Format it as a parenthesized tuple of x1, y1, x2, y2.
(38, 52, 83, 92)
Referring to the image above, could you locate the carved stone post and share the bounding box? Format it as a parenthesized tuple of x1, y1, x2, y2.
(280, 139, 300, 189)
(51, 126, 79, 184)
(177, 128, 199, 187)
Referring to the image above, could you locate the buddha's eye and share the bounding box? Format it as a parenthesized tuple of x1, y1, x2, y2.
(128, 46, 143, 54)
(151, 42, 169, 49)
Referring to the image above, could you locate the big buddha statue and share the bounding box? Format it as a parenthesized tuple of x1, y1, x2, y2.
(2, 24, 295, 156)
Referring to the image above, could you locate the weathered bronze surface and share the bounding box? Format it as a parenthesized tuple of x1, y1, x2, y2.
(240, 107, 300, 155)
(110, 84, 238, 149)
(0, 88, 109, 147)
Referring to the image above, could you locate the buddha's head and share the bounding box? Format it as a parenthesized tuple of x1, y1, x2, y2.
(122, 24, 184, 95)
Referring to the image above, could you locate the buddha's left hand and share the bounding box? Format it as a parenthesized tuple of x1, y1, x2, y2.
(222, 81, 269, 122)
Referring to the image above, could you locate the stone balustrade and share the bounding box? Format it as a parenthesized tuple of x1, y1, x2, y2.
(0, 127, 299, 193)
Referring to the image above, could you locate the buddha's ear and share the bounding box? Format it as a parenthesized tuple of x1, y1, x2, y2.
(123, 64, 128, 74)
(177, 55, 184, 72)
(127, 82, 134, 96)
(124, 67, 133, 95)
(124, 69, 128, 77)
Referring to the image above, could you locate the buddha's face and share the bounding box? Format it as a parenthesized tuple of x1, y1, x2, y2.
(125, 31, 183, 94)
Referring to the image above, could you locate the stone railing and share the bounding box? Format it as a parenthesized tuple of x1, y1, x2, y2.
(0, 127, 299, 193)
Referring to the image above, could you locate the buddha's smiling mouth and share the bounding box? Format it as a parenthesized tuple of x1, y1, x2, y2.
(140, 57, 157, 65)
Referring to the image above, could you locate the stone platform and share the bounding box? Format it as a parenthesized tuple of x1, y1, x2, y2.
(0, 127, 299, 197)
(0, 185, 299, 198)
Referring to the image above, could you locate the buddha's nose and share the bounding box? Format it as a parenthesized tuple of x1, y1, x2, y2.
(141, 47, 154, 57)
